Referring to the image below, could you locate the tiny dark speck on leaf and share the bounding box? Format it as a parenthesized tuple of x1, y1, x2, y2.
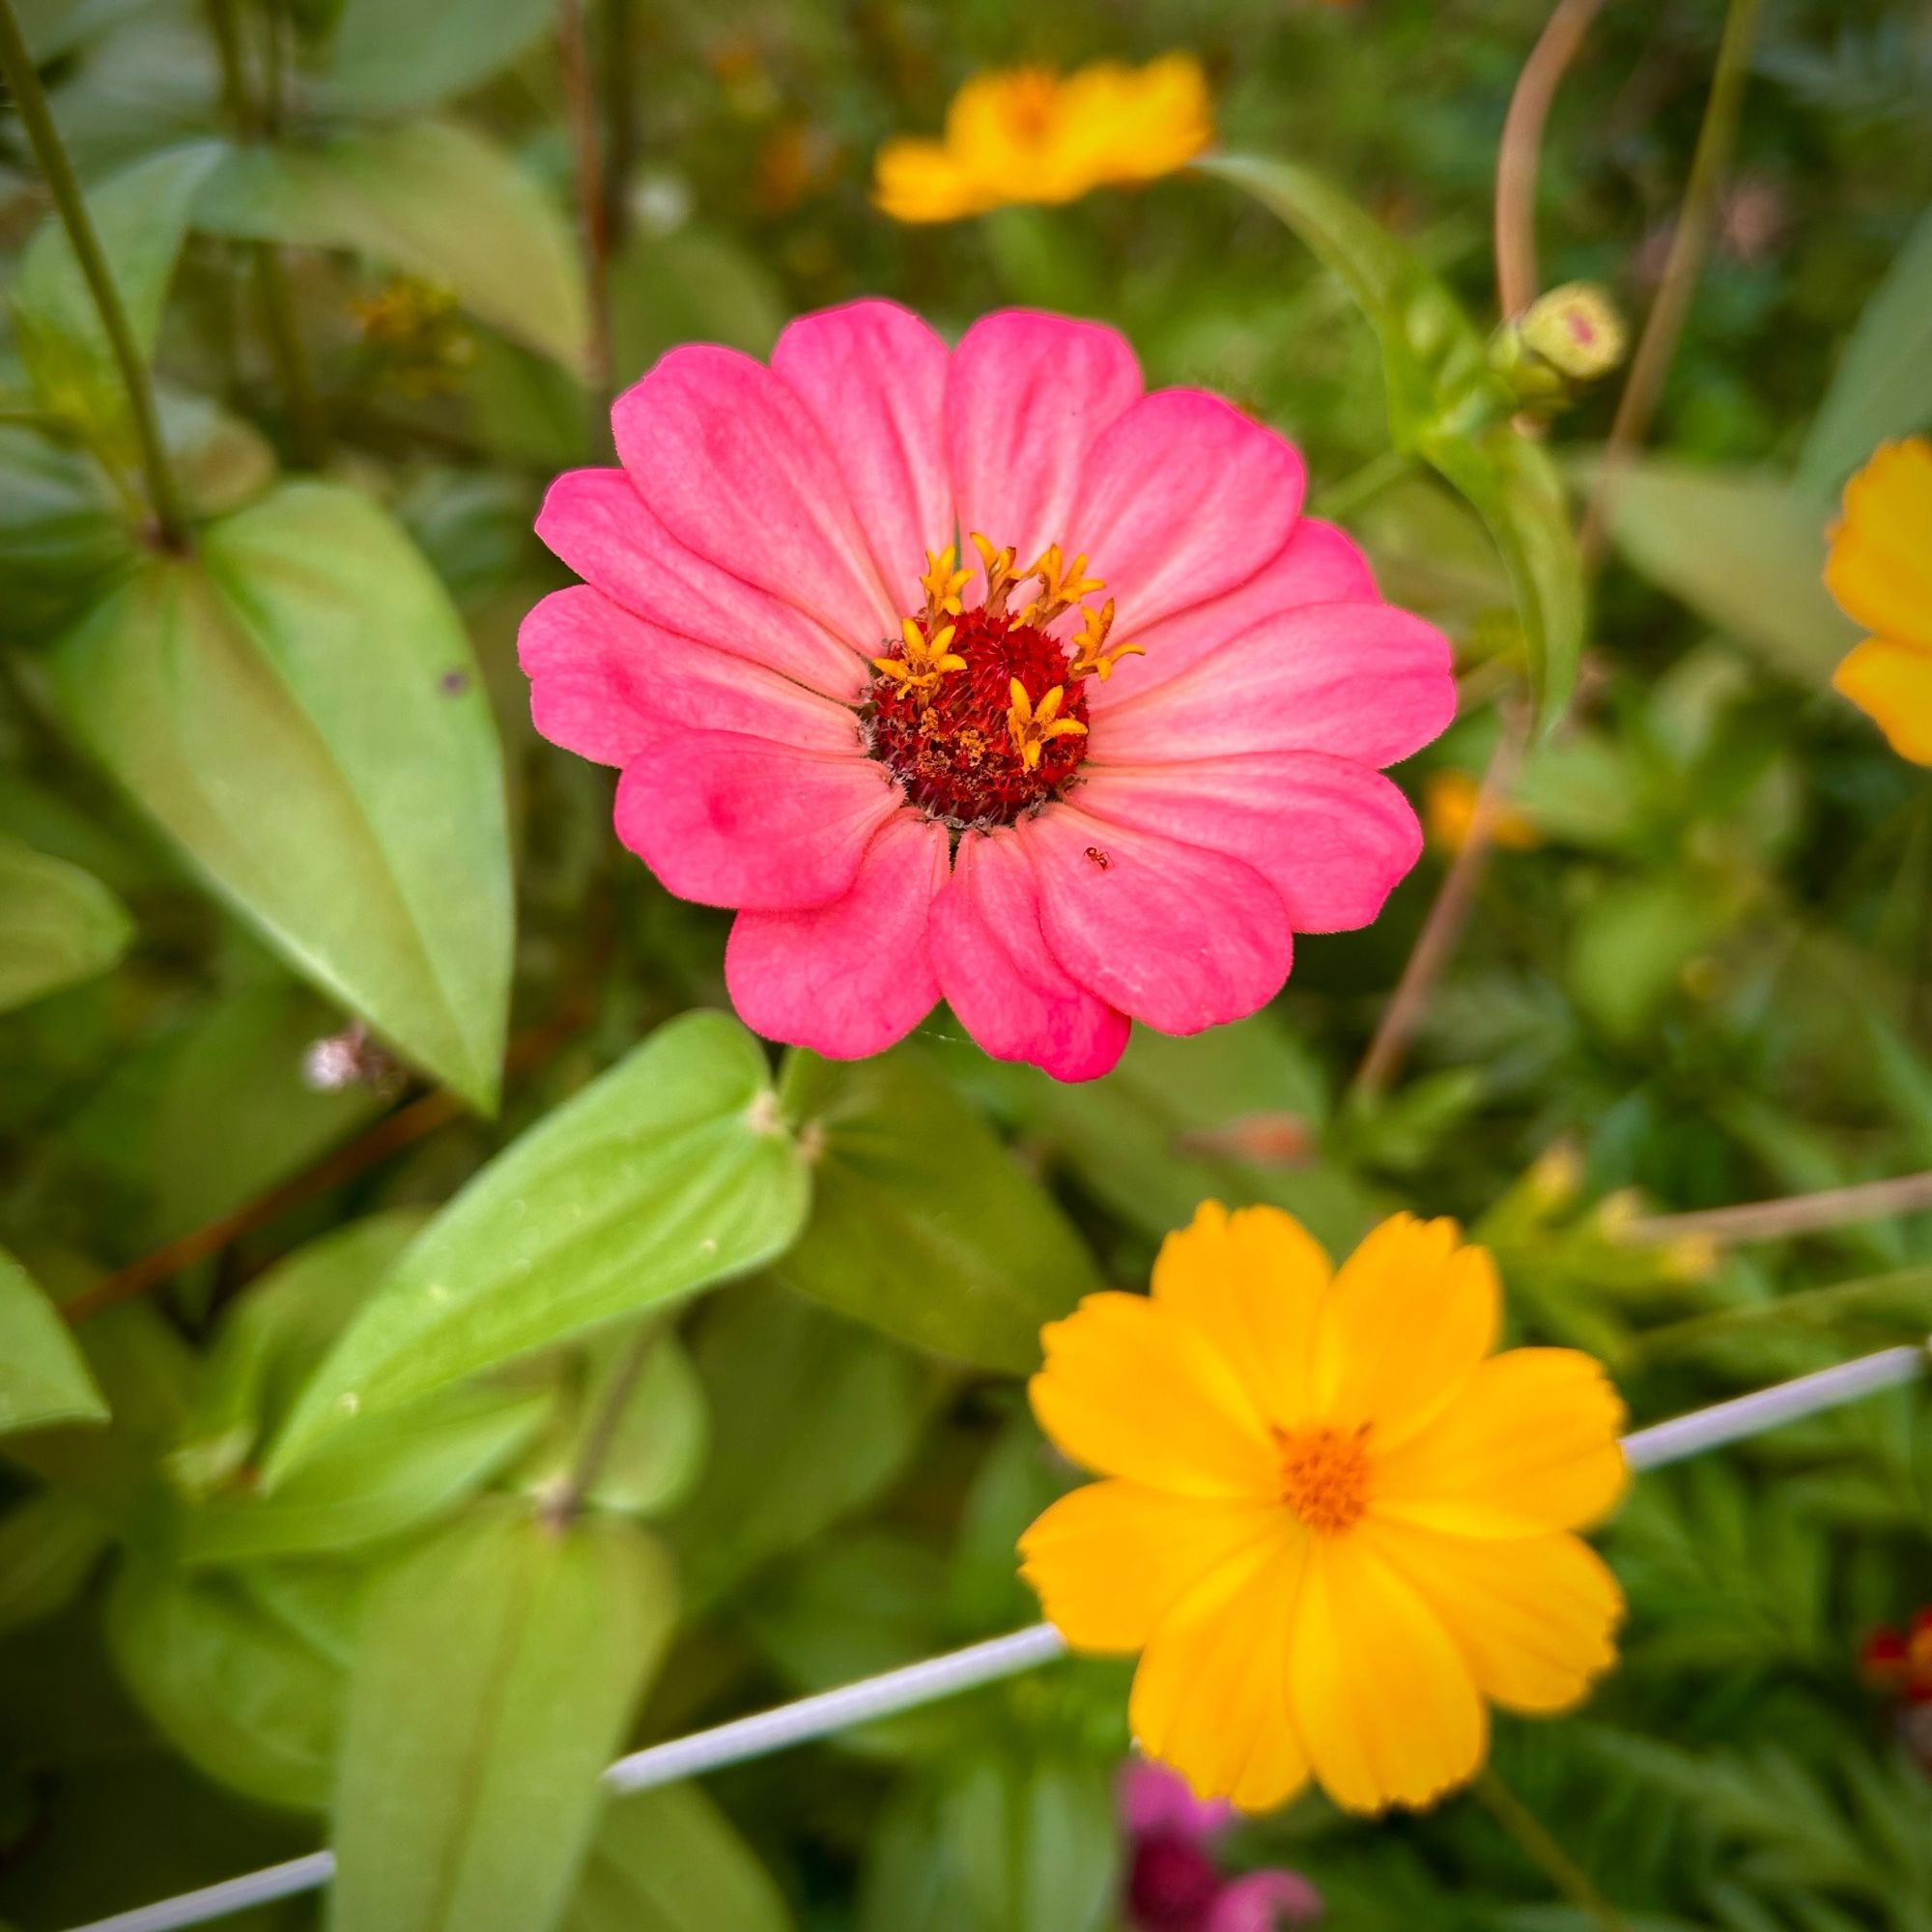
(440, 669, 471, 696)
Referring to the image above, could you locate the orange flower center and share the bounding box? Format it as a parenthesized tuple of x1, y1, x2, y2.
(1276, 1425, 1371, 1535)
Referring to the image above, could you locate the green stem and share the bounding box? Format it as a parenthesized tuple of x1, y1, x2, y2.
(1632, 1264, 1932, 1363)
(251, 242, 329, 465)
(1476, 1769, 1627, 1931)
(542, 1318, 658, 1527)
(1310, 445, 1412, 523)
(0, 0, 189, 547)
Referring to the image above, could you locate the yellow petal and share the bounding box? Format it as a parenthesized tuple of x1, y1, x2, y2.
(1364, 1520, 1624, 1714)
(1833, 636, 1932, 766)
(1372, 1349, 1629, 1538)
(1018, 1477, 1285, 1654)
(1285, 1534, 1488, 1813)
(1313, 1217, 1497, 1448)
(1824, 438, 1932, 649)
(1030, 1291, 1276, 1497)
(1128, 1515, 1313, 1812)
(871, 139, 990, 223)
(1150, 1201, 1330, 1427)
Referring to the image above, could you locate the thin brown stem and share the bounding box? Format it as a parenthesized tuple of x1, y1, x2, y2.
(1477, 1769, 1627, 1931)
(0, 0, 189, 547)
(251, 242, 329, 465)
(1350, 706, 1529, 1103)
(1618, 1171, 1932, 1248)
(1494, 0, 1610, 319)
(599, 0, 636, 254)
(556, 0, 615, 423)
(1579, 0, 1761, 569)
(542, 1318, 658, 1528)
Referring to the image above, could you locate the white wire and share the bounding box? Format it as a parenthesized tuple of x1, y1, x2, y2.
(61, 1339, 1929, 1932)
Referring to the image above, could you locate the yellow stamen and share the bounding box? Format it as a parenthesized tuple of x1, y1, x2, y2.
(971, 531, 1020, 616)
(1066, 598, 1146, 681)
(921, 545, 972, 620)
(1021, 544, 1106, 626)
(873, 614, 967, 692)
(1006, 678, 1088, 770)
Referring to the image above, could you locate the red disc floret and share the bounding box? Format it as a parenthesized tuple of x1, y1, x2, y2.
(867, 606, 1090, 828)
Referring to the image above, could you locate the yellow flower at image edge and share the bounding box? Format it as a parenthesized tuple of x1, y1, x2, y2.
(874, 54, 1213, 223)
(1019, 1205, 1629, 1814)
(1826, 437, 1932, 766)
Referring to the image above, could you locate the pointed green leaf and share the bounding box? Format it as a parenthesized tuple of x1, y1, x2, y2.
(0, 1246, 106, 1435)
(266, 1013, 810, 1483)
(46, 479, 512, 1107)
(776, 1046, 1098, 1373)
(321, 0, 554, 116)
(566, 1786, 793, 1932)
(0, 832, 132, 1013)
(196, 122, 586, 372)
(330, 1504, 675, 1932)
(0, 1490, 110, 1634)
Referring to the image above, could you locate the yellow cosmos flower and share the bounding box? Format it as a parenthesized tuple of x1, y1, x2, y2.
(1019, 1204, 1628, 1815)
(1825, 438, 1932, 766)
(873, 53, 1212, 224)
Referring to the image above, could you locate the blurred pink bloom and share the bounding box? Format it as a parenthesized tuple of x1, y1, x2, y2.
(521, 301, 1453, 1080)
(1121, 1760, 1321, 1931)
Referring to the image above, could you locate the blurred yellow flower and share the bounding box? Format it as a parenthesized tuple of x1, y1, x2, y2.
(1825, 438, 1932, 766)
(1020, 1204, 1627, 1814)
(1423, 769, 1541, 853)
(873, 54, 1212, 223)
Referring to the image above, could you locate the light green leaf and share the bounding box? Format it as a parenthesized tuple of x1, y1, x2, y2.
(106, 1554, 364, 1810)
(0, 1246, 107, 1435)
(1203, 152, 1584, 724)
(266, 1013, 809, 1483)
(196, 122, 587, 372)
(940, 1755, 1118, 1932)
(776, 1047, 1098, 1374)
(1567, 872, 1738, 1041)
(321, 0, 554, 116)
(1799, 207, 1932, 498)
(566, 1786, 793, 1932)
(47, 478, 512, 1108)
(0, 1490, 110, 1634)
(330, 1503, 675, 1932)
(610, 226, 786, 373)
(0, 832, 132, 1013)
(670, 1286, 925, 1608)
(1598, 460, 1858, 682)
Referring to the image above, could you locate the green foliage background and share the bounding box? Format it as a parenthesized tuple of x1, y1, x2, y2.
(3, 0, 1932, 1928)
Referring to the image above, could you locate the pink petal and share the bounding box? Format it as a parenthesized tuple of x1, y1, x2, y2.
(1207, 1870, 1324, 1931)
(1088, 519, 1378, 715)
(612, 345, 898, 656)
(535, 469, 864, 700)
(1072, 755, 1423, 933)
(519, 586, 862, 767)
(1022, 806, 1293, 1035)
(613, 730, 899, 912)
(725, 810, 948, 1057)
(1092, 600, 1455, 769)
(930, 828, 1129, 1082)
(945, 310, 1142, 572)
(771, 299, 952, 615)
(1119, 1759, 1235, 1845)
(1071, 389, 1305, 633)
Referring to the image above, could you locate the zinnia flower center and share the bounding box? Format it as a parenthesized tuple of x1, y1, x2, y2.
(865, 533, 1142, 830)
(1276, 1425, 1371, 1535)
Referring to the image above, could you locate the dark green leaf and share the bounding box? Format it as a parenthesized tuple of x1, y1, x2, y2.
(565, 1786, 793, 1932)
(47, 479, 513, 1108)
(0, 425, 136, 642)
(777, 1046, 1098, 1373)
(329, 1503, 676, 1932)
(0, 1490, 110, 1633)
(0, 1246, 107, 1435)
(266, 1013, 809, 1482)
(0, 832, 132, 1013)
(320, 0, 554, 117)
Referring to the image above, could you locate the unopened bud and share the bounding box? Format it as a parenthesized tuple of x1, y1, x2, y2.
(1519, 283, 1626, 381)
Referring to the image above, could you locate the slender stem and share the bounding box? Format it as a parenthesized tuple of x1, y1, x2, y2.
(1579, 0, 1761, 569)
(1632, 1264, 1932, 1362)
(556, 0, 615, 422)
(541, 1317, 659, 1527)
(1476, 1769, 1626, 1930)
(0, 0, 189, 547)
(1310, 446, 1412, 523)
(1494, 0, 1610, 318)
(599, 0, 636, 254)
(1616, 1169, 1932, 1247)
(251, 243, 329, 465)
(1350, 705, 1528, 1102)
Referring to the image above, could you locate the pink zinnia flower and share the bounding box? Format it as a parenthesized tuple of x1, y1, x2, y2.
(520, 301, 1453, 1080)
(1121, 1760, 1322, 1930)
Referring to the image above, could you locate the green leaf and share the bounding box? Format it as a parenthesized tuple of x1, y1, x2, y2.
(0, 832, 133, 1013)
(46, 478, 512, 1108)
(1202, 152, 1584, 724)
(0, 1490, 110, 1634)
(266, 1013, 810, 1483)
(669, 1286, 926, 1607)
(329, 1503, 676, 1932)
(0, 1246, 107, 1435)
(0, 425, 136, 643)
(610, 226, 786, 373)
(321, 0, 554, 116)
(106, 1554, 364, 1810)
(940, 1755, 1118, 1932)
(1799, 207, 1932, 498)
(196, 122, 587, 372)
(565, 1786, 793, 1932)
(776, 1047, 1099, 1373)
(1594, 460, 1858, 682)
(1567, 872, 1741, 1041)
